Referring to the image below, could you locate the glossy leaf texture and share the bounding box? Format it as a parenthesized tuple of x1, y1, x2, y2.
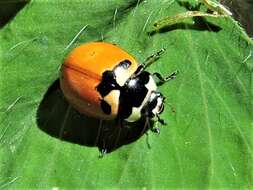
(0, 0, 253, 189)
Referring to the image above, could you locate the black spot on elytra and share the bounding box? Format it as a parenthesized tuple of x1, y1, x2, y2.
(96, 59, 133, 115)
(96, 71, 120, 97)
(96, 59, 132, 98)
(100, 100, 111, 115)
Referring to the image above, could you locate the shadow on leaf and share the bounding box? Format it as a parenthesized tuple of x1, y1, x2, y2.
(37, 79, 153, 154)
(0, 1, 29, 28)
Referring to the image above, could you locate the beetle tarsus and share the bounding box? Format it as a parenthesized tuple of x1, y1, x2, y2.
(145, 132, 152, 149)
(151, 127, 160, 134)
(143, 48, 166, 69)
(99, 148, 107, 158)
(153, 70, 178, 86)
(156, 114, 166, 126)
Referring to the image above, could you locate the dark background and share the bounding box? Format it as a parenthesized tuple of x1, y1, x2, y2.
(221, 0, 253, 36)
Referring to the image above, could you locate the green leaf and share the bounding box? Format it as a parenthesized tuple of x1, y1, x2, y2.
(0, 0, 253, 189)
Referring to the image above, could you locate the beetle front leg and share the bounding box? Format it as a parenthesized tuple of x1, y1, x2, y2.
(142, 48, 166, 69)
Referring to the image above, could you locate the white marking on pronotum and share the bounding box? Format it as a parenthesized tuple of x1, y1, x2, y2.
(64, 24, 88, 51)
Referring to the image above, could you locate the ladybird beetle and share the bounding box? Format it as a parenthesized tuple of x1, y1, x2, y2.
(60, 42, 177, 153)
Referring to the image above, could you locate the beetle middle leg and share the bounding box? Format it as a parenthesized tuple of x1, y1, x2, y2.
(142, 115, 162, 149)
(152, 70, 178, 86)
(112, 119, 123, 151)
(142, 117, 152, 149)
(149, 113, 167, 134)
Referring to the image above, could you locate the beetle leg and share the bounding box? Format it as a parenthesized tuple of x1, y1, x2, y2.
(98, 148, 107, 158)
(152, 70, 178, 86)
(98, 135, 108, 158)
(142, 48, 166, 69)
(98, 119, 121, 157)
(112, 120, 122, 150)
(156, 114, 167, 126)
(150, 127, 160, 134)
(150, 114, 167, 134)
(140, 114, 151, 135)
(135, 48, 166, 76)
(145, 132, 151, 149)
(141, 117, 152, 149)
(95, 120, 103, 147)
(150, 119, 161, 134)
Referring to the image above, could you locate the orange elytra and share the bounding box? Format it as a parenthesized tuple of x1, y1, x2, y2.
(60, 42, 138, 120)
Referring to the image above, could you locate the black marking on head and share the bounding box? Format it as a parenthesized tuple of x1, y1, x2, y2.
(118, 71, 151, 120)
(100, 100, 111, 115)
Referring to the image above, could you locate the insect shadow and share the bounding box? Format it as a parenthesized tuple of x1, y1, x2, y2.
(0, 1, 29, 28)
(37, 79, 153, 153)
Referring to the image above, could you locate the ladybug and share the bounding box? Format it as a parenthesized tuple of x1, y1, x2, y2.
(60, 42, 177, 153)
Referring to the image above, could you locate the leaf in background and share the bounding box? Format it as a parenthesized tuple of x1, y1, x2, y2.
(0, 0, 253, 189)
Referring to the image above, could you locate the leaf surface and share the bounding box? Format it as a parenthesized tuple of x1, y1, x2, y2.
(0, 0, 253, 189)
